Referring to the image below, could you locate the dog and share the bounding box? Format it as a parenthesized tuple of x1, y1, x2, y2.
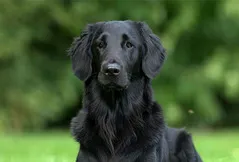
(68, 20, 202, 162)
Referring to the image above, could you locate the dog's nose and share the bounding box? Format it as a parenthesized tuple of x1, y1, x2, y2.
(103, 63, 121, 76)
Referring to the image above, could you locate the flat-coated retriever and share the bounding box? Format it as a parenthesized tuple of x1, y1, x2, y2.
(68, 20, 202, 162)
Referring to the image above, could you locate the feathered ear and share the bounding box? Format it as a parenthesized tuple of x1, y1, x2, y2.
(137, 22, 166, 79)
(68, 24, 95, 81)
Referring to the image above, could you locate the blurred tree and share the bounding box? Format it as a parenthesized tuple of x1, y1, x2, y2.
(0, 0, 238, 131)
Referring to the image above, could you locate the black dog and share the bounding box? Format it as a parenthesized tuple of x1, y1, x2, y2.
(68, 20, 202, 162)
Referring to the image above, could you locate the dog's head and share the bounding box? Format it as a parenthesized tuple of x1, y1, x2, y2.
(68, 20, 166, 90)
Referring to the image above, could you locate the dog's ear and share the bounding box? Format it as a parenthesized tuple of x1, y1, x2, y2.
(137, 22, 166, 79)
(68, 24, 96, 81)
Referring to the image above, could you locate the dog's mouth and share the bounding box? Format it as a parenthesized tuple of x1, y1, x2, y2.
(98, 72, 129, 90)
(104, 82, 128, 90)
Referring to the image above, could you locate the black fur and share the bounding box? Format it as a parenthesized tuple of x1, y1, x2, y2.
(68, 20, 202, 162)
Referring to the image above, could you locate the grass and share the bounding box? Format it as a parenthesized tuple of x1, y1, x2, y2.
(0, 130, 239, 162)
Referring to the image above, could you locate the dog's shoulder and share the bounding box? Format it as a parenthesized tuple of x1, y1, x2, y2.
(70, 110, 87, 142)
(165, 127, 202, 162)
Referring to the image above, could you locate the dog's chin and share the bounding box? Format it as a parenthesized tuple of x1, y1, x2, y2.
(98, 79, 128, 91)
(104, 82, 128, 91)
(98, 80, 129, 90)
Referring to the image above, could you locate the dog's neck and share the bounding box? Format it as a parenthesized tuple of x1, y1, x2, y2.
(84, 76, 153, 118)
(78, 77, 159, 154)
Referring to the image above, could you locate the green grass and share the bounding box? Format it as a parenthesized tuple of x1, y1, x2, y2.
(1, 130, 239, 162)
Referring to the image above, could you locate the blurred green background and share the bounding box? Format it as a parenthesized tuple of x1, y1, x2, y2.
(0, 0, 239, 161)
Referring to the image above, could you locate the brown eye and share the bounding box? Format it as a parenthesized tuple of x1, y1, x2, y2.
(97, 41, 104, 49)
(126, 41, 133, 48)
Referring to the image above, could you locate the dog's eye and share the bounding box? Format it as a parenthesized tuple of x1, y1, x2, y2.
(97, 41, 105, 49)
(125, 41, 133, 48)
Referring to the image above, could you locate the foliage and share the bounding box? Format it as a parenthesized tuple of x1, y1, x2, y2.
(0, 0, 239, 131)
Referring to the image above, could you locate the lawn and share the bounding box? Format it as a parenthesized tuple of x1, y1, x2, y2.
(0, 130, 239, 162)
